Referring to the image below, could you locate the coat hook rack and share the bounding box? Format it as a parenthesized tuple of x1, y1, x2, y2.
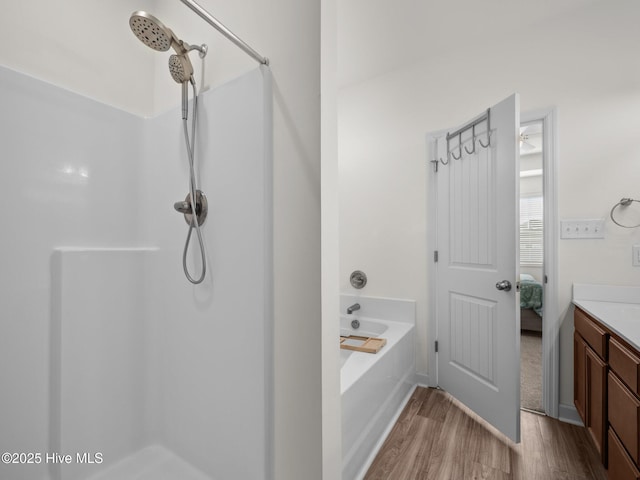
(439, 108, 491, 167)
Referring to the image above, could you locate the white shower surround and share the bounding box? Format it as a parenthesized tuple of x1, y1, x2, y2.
(0, 65, 272, 480)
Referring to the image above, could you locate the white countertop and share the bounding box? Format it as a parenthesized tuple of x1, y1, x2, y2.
(573, 283, 640, 351)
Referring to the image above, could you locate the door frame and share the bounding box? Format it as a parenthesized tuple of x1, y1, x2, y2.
(426, 107, 559, 418)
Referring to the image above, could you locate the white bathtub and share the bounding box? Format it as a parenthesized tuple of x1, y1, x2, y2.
(340, 314, 415, 480)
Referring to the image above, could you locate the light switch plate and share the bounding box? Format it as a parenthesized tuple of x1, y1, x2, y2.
(560, 219, 605, 239)
(633, 245, 640, 266)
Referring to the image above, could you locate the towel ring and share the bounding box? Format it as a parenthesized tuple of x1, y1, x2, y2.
(610, 198, 640, 228)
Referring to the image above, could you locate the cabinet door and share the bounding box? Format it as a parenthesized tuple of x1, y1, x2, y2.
(609, 428, 640, 480)
(586, 345, 607, 462)
(574, 332, 587, 423)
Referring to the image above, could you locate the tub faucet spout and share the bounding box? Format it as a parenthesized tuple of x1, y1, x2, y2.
(347, 303, 360, 314)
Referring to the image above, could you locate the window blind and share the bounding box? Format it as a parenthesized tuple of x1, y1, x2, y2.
(520, 196, 543, 266)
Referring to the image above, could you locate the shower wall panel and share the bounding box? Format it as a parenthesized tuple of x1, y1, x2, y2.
(0, 65, 144, 480)
(140, 66, 273, 480)
(51, 248, 158, 480)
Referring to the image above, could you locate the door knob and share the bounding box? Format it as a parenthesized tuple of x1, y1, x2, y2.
(495, 280, 512, 291)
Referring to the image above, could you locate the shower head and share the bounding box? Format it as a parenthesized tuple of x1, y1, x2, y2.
(129, 11, 176, 52)
(130, 10, 204, 120)
(169, 54, 194, 84)
(130, 10, 205, 85)
(129, 11, 192, 55)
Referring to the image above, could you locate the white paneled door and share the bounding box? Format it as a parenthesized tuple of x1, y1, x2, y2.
(434, 94, 521, 442)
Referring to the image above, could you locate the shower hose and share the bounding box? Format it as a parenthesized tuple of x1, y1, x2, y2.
(181, 78, 207, 284)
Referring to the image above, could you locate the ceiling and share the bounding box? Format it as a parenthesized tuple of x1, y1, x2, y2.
(337, 0, 617, 88)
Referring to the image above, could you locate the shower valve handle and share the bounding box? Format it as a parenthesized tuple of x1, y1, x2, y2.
(174, 201, 191, 214)
(174, 191, 207, 226)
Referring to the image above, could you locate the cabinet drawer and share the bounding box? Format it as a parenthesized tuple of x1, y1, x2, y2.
(575, 308, 608, 360)
(609, 371, 640, 464)
(610, 337, 640, 395)
(609, 428, 640, 480)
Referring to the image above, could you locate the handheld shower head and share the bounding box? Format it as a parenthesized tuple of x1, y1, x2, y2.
(169, 54, 194, 84)
(169, 54, 194, 120)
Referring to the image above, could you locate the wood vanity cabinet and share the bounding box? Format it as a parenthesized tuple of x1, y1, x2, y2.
(574, 306, 640, 479)
(608, 336, 640, 479)
(574, 307, 608, 463)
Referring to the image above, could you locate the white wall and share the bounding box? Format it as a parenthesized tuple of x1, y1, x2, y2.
(0, 0, 156, 116)
(0, 1, 322, 479)
(338, 1, 640, 406)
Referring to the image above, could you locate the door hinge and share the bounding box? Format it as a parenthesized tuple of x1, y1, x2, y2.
(430, 159, 439, 172)
(434, 250, 439, 262)
(435, 340, 439, 353)
(544, 274, 548, 284)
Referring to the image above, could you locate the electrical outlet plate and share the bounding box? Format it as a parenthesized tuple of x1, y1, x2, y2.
(560, 219, 605, 239)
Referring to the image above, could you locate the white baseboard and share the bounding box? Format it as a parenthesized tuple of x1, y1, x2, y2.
(414, 372, 431, 387)
(558, 403, 584, 426)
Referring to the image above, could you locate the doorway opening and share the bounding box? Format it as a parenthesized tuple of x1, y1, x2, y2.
(519, 119, 544, 413)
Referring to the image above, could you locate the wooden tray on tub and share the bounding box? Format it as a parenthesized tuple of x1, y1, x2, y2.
(340, 335, 387, 354)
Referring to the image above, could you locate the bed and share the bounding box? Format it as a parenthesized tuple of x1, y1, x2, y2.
(520, 273, 543, 332)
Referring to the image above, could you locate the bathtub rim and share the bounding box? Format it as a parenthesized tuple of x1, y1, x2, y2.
(340, 317, 415, 396)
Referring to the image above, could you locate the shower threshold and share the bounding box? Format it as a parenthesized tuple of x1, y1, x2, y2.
(84, 445, 211, 480)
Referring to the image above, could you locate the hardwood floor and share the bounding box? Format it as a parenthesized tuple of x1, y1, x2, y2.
(364, 387, 607, 480)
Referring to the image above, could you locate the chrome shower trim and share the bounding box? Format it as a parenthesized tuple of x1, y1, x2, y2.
(186, 43, 208, 58)
(174, 190, 208, 226)
(129, 11, 208, 284)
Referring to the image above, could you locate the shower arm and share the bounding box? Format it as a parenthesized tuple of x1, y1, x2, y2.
(172, 35, 208, 58)
(179, 0, 269, 65)
(186, 43, 208, 57)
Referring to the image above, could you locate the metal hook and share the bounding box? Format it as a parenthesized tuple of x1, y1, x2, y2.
(478, 109, 491, 148)
(464, 125, 476, 154)
(451, 132, 463, 160)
